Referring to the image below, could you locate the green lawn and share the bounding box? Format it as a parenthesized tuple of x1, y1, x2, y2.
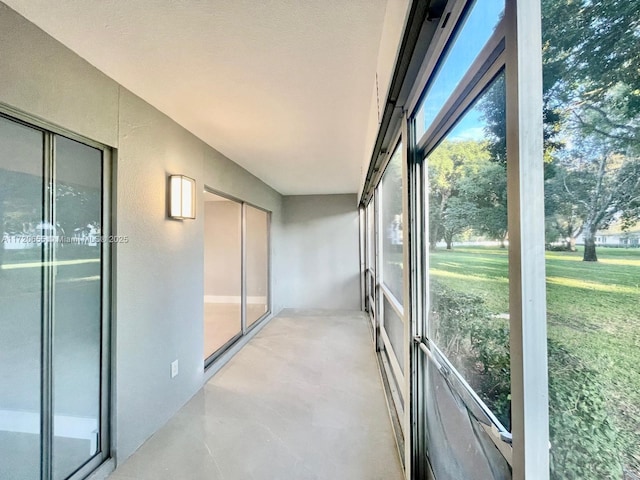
(430, 245, 640, 475)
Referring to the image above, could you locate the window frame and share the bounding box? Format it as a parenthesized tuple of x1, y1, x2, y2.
(359, 0, 549, 477)
(409, 0, 548, 476)
(410, 6, 512, 454)
(374, 134, 407, 427)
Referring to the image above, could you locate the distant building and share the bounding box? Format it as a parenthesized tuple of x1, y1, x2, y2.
(576, 222, 640, 248)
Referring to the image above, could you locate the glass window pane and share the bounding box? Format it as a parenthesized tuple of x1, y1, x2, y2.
(542, 1, 640, 476)
(366, 201, 376, 313)
(383, 296, 404, 375)
(52, 136, 103, 480)
(204, 193, 242, 358)
(0, 116, 44, 480)
(427, 72, 510, 429)
(423, 347, 511, 479)
(415, 0, 504, 139)
(380, 143, 404, 304)
(367, 200, 375, 271)
(245, 205, 269, 328)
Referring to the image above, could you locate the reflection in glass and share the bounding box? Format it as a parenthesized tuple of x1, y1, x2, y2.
(203, 193, 242, 358)
(245, 205, 269, 328)
(0, 116, 44, 480)
(427, 72, 510, 429)
(415, 0, 504, 139)
(380, 143, 404, 304)
(52, 136, 103, 480)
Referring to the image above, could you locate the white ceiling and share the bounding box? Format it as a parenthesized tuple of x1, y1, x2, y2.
(3, 0, 388, 195)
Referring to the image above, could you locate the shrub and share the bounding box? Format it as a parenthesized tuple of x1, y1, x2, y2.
(468, 315, 511, 428)
(548, 340, 623, 479)
(430, 280, 491, 357)
(430, 280, 623, 479)
(430, 279, 511, 426)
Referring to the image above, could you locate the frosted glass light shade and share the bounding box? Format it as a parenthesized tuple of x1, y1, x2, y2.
(169, 175, 196, 219)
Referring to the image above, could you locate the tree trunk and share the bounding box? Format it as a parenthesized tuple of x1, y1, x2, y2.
(583, 227, 598, 262)
(446, 238, 453, 250)
(430, 193, 450, 251)
(499, 232, 507, 249)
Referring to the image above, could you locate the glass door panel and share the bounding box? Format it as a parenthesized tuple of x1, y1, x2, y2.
(245, 205, 269, 328)
(0, 115, 44, 480)
(203, 192, 242, 359)
(52, 137, 103, 480)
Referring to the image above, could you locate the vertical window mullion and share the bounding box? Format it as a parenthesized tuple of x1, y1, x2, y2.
(41, 132, 55, 480)
(267, 211, 271, 318)
(241, 203, 247, 335)
(401, 110, 417, 478)
(373, 186, 384, 352)
(406, 113, 424, 480)
(100, 147, 112, 464)
(505, 0, 549, 478)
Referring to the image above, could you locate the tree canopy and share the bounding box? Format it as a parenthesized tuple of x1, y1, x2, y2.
(541, 0, 640, 260)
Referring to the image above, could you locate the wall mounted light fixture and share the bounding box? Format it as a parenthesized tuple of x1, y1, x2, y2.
(169, 175, 196, 219)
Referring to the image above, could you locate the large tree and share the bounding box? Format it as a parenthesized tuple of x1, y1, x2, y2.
(459, 161, 508, 247)
(544, 165, 583, 250)
(558, 141, 640, 261)
(542, 0, 640, 152)
(440, 195, 477, 250)
(541, 0, 640, 261)
(428, 140, 490, 249)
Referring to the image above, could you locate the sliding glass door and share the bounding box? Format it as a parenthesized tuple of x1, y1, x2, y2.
(203, 189, 271, 364)
(0, 112, 110, 480)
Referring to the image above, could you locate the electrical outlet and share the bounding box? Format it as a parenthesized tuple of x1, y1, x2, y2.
(171, 359, 179, 378)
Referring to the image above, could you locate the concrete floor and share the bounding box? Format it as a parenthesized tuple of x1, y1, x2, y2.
(107, 309, 403, 480)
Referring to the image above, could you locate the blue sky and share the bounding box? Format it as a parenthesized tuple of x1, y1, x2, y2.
(448, 107, 485, 141)
(416, 0, 504, 140)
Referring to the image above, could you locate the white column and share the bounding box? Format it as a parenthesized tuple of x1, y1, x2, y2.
(505, 0, 550, 478)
